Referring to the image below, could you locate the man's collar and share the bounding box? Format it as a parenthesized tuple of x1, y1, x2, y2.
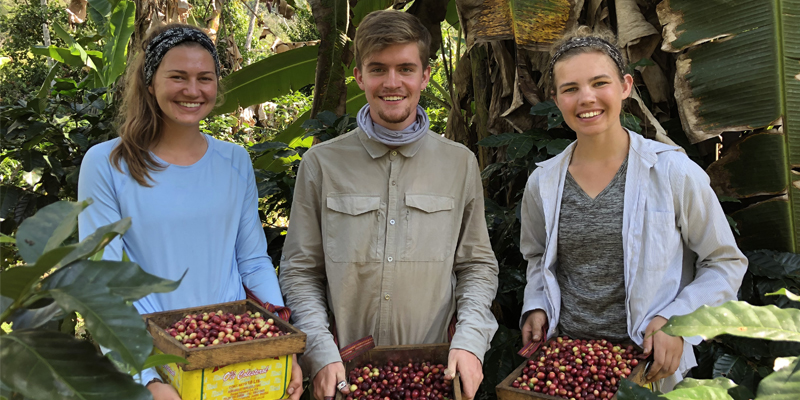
(356, 127, 428, 159)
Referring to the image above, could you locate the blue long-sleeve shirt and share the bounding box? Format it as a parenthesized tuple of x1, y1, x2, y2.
(78, 135, 283, 385)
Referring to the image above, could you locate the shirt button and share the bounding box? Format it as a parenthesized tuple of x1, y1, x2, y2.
(390, 219, 395, 225)
(387, 256, 393, 262)
(384, 293, 390, 300)
(391, 181, 396, 186)
(391, 151, 398, 156)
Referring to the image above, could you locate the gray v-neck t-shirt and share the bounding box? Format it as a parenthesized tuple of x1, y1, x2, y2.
(555, 156, 629, 342)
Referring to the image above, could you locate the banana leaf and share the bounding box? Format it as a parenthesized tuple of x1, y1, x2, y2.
(658, 0, 800, 252)
(212, 45, 318, 116)
(457, 0, 577, 51)
(101, 0, 135, 87)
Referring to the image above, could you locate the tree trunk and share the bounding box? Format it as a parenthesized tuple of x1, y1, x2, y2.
(308, 0, 351, 117)
(41, 0, 53, 67)
(245, 0, 259, 51)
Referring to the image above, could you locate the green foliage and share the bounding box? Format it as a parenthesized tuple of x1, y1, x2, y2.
(301, 110, 357, 142)
(0, 200, 182, 400)
(31, 1, 136, 92)
(1, 85, 116, 261)
(618, 276, 800, 399)
(686, 249, 800, 393)
(660, 302, 800, 342)
(0, 1, 66, 105)
(273, 0, 319, 43)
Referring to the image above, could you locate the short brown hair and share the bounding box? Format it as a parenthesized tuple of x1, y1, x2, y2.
(354, 10, 431, 69)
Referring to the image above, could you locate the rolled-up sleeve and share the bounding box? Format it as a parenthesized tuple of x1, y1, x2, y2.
(450, 157, 499, 363)
(279, 155, 341, 378)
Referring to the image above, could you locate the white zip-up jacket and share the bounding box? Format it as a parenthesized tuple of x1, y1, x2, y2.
(520, 130, 747, 389)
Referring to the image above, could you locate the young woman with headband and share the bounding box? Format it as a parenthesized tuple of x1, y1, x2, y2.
(518, 27, 747, 391)
(77, 24, 302, 400)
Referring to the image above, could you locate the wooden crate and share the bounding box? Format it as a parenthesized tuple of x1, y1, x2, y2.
(335, 343, 462, 400)
(496, 354, 648, 400)
(143, 299, 306, 371)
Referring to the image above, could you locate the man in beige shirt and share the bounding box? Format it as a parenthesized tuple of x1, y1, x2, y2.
(279, 10, 499, 400)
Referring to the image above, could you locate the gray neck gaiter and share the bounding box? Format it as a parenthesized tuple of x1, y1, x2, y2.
(357, 104, 430, 147)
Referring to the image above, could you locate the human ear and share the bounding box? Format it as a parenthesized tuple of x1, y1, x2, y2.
(621, 74, 634, 99)
(354, 67, 365, 90)
(420, 65, 431, 89)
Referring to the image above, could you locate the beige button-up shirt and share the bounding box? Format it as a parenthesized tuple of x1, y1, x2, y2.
(279, 128, 499, 377)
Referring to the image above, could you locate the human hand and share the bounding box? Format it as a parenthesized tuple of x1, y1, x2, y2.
(313, 361, 349, 400)
(147, 381, 181, 400)
(287, 354, 304, 400)
(521, 309, 547, 346)
(445, 349, 483, 400)
(643, 316, 684, 383)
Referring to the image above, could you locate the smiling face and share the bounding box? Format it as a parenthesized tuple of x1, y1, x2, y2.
(148, 44, 218, 133)
(354, 43, 431, 131)
(552, 51, 633, 139)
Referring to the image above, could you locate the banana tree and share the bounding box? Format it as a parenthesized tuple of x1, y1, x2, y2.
(31, 0, 135, 93)
(656, 0, 800, 252)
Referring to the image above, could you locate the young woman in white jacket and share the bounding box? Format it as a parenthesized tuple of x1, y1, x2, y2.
(519, 27, 747, 392)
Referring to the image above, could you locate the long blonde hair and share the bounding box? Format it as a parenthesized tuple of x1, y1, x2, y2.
(110, 24, 222, 187)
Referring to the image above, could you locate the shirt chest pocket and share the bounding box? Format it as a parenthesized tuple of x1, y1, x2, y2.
(403, 194, 455, 262)
(642, 210, 678, 271)
(326, 195, 383, 262)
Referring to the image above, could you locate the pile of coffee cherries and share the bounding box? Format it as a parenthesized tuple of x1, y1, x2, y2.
(345, 360, 455, 400)
(164, 310, 288, 349)
(512, 337, 642, 400)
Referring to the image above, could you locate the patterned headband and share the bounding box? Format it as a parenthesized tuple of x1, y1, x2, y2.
(144, 26, 221, 85)
(548, 36, 625, 81)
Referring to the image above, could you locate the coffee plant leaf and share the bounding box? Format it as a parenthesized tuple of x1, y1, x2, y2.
(755, 356, 800, 400)
(674, 377, 738, 390)
(727, 385, 756, 400)
(661, 301, 800, 342)
(0, 246, 75, 300)
(141, 353, 189, 371)
(0, 330, 150, 400)
(7, 303, 63, 330)
(41, 260, 183, 302)
(506, 136, 535, 160)
(477, 132, 517, 147)
(663, 377, 735, 400)
(712, 354, 757, 392)
(15, 201, 89, 265)
(615, 378, 664, 399)
(49, 284, 151, 370)
(745, 250, 800, 280)
(58, 217, 132, 268)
